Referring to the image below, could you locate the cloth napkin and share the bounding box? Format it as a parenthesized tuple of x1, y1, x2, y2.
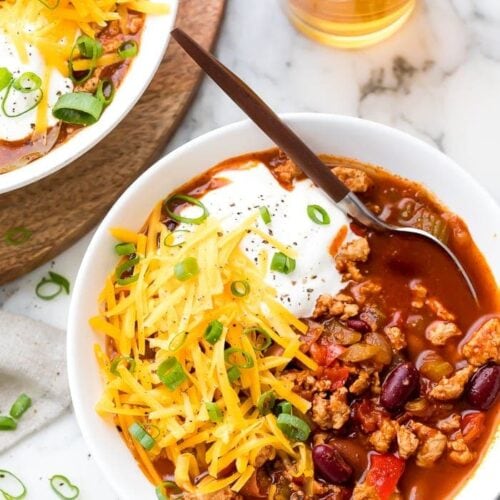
(0, 309, 70, 453)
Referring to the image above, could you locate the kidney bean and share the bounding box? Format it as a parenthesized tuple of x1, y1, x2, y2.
(380, 362, 420, 411)
(466, 364, 500, 410)
(312, 444, 353, 484)
(346, 318, 371, 334)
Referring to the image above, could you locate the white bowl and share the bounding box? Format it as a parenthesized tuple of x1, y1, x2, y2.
(0, 0, 177, 194)
(68, 114, 500, 500)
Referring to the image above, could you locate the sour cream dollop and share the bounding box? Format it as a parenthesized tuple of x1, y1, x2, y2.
(180, 162, 356, 318)
(0, 30, 73, 142)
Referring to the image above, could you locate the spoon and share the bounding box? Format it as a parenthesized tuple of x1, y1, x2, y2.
(170, 28, 479, 304)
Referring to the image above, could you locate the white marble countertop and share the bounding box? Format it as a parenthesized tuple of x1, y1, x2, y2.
(1, 0, 499, 498)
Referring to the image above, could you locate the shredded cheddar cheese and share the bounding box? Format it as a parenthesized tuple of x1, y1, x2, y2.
(0, 0, 169, 132)
(91, 210, 317, 495)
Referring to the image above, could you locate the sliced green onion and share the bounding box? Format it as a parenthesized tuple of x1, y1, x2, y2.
(128, 422, 155, 451)
(157, 357, 187, 391)
(168, 332, 187, 351)
(110, 356, 136, 376)
(13, 72, 42, 93)
(68, 35, 102, 84)
(230, 280, 250, 297)
(244, 327, 272, 351)
(0, 470, 27, 499)
(259, 206, 271, 224)
(204, 320, 223, 345)
(118, 40, 138, 59)
(49, 474, 80, 499)
(162, 480, 180, 491)
(257, 391, 276, 416)
(155, 485, 167, 500)
(96, 78, 115, 106)
(9, 394, 31, 420)
(224, 347, 254, 369)
(1, 81, 43, 117)
(276, 401, 293, 415)
(164, 229, 191, 247)
(227, 366, 240, 383)
(0, 68, 13, 91)
(77, 35, 103, 59)
(53, 92, 103, 125)
(0, 416, 17, 431)
(307, 204, 330, 225)
(174, 256, 199, 281)
(115, 256, 139, 286)
(205, 402, 223, 423)
(270, 252, 296, 275)
(156, 481, 181, 500)
(276, 413, 310, 441)
(4, 227, 32, 246)
(164, 194, 209, 225)
(35, 280, 62, 301)
(115, 242, 136, 256)
(48, 272, 70, 293)
(116, 274, 138, 286)
(35, 272, 70, 300)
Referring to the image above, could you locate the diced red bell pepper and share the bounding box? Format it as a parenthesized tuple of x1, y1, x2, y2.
(365, 454, 405, 500)
(310, 343, 327, 365)
(325, 343, 347, 366)
(461, 412, 485, 446)
(352, 399, 386, 433)
(323, 365, 350, 390)
(310, 343, 346, 367)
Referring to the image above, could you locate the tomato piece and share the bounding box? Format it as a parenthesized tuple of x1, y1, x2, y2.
(324, 365, 350, 389)
(352, 399, 388, 433)
(461, 412, 485, 446)
(310, 343, 346, 366)
(325, 343, 347, 366)
(365, 454, 405, 500)
(310, 344, 327, 365)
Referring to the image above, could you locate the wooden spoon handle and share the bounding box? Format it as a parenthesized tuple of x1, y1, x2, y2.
(171, 28, 350, 203)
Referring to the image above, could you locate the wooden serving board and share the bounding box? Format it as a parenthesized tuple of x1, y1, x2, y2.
(0, 0, 226, 285)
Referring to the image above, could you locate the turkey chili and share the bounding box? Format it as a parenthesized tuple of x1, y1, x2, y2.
(96, 149, 499, 500)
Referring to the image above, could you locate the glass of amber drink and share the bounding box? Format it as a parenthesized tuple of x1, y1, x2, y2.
(284, 0, 416, 48)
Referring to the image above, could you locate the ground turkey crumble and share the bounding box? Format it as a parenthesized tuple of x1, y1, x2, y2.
(369, 418, 397, 453)
(335, 237, 370, 282)
(425, 297, 456, 321)
(429, 365, 475, 401)
(396, 424, 419, 459)
(425, 320, 462, 346)
(409, 422, 447, 468)
(352, 483, 380, 500)
(332, 166, 373, 193)
(384, 325, 407, 351)
(447, 433, 476, 465)
(312, 388, 350, 430)
(462, 317, 500, 366)
(312, 293, 359, 321)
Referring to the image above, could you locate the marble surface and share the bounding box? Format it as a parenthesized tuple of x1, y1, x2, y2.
(1, 0, 500, 498)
